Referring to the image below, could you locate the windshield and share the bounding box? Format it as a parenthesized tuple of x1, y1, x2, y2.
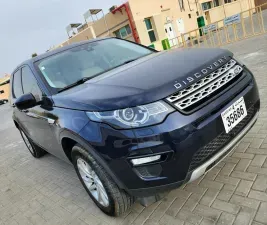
(36, 38, 153, 91)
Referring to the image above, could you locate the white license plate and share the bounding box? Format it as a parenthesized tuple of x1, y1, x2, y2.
(221, 97, 247, 133)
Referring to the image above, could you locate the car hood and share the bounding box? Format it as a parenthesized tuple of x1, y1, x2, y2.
(52, 48, 233, 111)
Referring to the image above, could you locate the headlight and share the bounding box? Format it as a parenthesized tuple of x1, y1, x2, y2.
(86, 101, 174, 129)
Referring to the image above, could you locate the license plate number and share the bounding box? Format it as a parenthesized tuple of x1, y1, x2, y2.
(221, 97, 247, 133)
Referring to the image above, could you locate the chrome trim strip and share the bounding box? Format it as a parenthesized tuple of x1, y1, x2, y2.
(175, 65, 243, 110)
(167, 59, 237, 103)
(189, 111, 259, 183)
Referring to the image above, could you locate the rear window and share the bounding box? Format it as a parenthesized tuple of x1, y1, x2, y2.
(36, 39, 153, 91)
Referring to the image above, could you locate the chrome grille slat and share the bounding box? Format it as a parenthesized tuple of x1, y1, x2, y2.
(174, 65, 243, 110)
(167, 59, 237, 103)
(166, 59, 244, 111)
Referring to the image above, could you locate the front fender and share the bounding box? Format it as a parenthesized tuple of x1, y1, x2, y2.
(59, 128, 127, 190)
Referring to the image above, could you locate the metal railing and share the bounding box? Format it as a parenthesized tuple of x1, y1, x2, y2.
(169, 3, 267, 48)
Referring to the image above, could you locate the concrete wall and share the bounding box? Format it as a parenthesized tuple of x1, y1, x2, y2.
(93, 11, 129, 37)
(225, 1, 242, 16)
(208, 6, 225, 23)
(241, 0, 251, 11)
(199, 0, 255, 26)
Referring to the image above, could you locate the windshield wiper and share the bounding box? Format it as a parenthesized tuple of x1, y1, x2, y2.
(58, 74, 102, 93)
(58, 78, 87, 93)
(121, 55, 151, 65)
(122, 59, 137, 64)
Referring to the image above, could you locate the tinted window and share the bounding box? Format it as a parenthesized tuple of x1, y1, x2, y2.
(12, 70, 23, 98)
(145, 19, 153, 30)
(36, 39, 153, 90)
(120, 27, 127, 38)
(148, 30, 156, 42)
(114, 25, 131, 39)
(125, 25, 132, 35)
(114, 30, 120, 38)
(21, 66, 42, 100)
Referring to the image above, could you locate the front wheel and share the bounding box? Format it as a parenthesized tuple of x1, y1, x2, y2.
(72, 145, 134, 216)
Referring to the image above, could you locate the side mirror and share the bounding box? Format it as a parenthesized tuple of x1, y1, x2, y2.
(15, 93, 38, 110)
(0, 90, 4, 94)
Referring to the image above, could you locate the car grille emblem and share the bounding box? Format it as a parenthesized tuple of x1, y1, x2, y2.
(174, 56, 228, 90)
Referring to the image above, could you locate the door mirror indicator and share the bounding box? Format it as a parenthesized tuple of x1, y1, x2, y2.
(15, 93, 38, 110)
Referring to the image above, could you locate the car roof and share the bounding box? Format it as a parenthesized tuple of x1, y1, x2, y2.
(12, 37, 112, 73)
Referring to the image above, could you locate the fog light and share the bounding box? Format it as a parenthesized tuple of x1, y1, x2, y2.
(131, 155, 161, 166)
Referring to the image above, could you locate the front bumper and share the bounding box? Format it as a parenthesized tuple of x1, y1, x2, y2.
(78, 69, 260, 198)
(189, 110, 258, 182)
(128, 109, 259, 197)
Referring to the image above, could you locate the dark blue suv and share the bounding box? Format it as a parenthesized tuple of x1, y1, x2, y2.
(11, 38, 260, 216)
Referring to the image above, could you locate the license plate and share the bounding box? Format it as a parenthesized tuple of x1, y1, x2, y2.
(221, 97, 247, 133)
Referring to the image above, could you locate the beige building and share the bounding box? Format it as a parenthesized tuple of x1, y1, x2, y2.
(199, 0, 255, 24)
(0, 75, 10, 100)
(58, 0, 255, 50)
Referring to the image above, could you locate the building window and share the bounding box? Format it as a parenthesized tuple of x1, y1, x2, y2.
(214, 0, 220, 6)
(144, 18, 157, 43)
(196, 11, 199, 16)
(188, 14, 191, 18)
(224, 0, 232, 3)
(114, 24, 132, 39)
(202, 1, 212, 10)
(178, 0, 185, 11)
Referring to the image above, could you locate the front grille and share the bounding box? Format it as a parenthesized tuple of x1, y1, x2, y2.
(188, 105, 255, 172)
(166, 59, 243, 112)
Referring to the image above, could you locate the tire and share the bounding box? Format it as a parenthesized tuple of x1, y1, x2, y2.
(19, 129, 46, 158)
(72, 144, 134, 216)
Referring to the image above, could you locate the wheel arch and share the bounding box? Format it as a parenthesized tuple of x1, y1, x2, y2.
(13, 120, 19, 129)
(61, 137, 77, 162)
(59, 129, 126, 190)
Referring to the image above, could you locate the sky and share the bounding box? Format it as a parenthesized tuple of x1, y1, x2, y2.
(0, 0, 125, 77)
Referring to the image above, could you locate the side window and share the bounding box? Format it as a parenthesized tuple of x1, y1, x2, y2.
(12, 70, 23, 99)
(114, 24, 132, 39)
(21, 66, 42, 101)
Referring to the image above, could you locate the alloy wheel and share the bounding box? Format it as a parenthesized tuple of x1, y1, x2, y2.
(77, 158, 109, 207)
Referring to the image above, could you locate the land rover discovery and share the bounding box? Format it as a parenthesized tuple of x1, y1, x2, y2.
(10, 38, 260, 216)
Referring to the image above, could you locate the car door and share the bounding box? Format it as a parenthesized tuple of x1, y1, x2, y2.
(17, 66, 60, 155)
